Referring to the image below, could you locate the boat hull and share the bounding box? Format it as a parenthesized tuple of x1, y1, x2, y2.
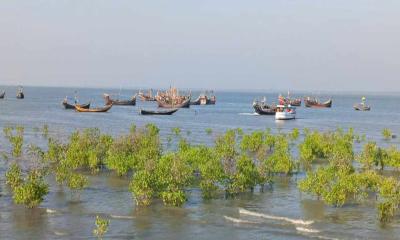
(63, 101, 91, 109)
(304, 99, 332, 108)
(75, 104, 112, 112)
(253, 104, 276, 115)
(157, 98, 191, 108)
(140, 108, 178, 115)
(104, 94, 136, 106)
(275, 112, 296, 120)
(354, 104, 370, 111)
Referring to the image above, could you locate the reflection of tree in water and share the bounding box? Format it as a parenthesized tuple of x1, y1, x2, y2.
(300, 199, 325, 220)
(11, 206, 48, 238)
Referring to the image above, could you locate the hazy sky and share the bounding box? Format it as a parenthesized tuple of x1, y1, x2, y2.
(1, 1, 399, 91)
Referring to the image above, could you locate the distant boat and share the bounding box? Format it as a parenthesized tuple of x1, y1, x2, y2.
(16, 86, 24, 99)
(191, 91, 216, 105)
(354, 97, 370, 111)
(104, 94, 136, 106)
(0, 91, 5, 99)
(75, 104, 112, 113)
(155, 87, 191, 108)
(62, 98, 91, 109)
(140, 108, 179, 115)
(157, 98, 191, 108)
(279, 92, 301, 106)
(275, 105, 296, 120)
(304, 97, 332, 108)
(253, 98, 276, 115)
(138, 89, 156, 101)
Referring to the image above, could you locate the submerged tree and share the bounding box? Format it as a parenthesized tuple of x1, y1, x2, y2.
(93, 215, 110, 239)
(12, 168, 49, 208)
(382, 128, 393, 140)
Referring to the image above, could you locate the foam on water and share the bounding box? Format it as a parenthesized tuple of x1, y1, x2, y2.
(239, 208, 314, 226)
(224, 216, 258, 224)
(46, 208, 57, 214)
(110, 214, 135, 220)
(296, 227, 320, 233)
(315, 236, 339, 240)
(53, 231, 67, 236)
(238, 113, 259, 116)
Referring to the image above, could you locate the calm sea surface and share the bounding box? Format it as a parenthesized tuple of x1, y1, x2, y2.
(0, 86, 400, 240)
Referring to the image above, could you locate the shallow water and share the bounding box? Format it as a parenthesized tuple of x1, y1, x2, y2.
(0, 86, 400, 240)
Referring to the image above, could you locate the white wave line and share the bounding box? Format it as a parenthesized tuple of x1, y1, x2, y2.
(239, 208, 314, 226)
(46, 208, 57, 214)
(53, 231, 67, 236)
(224, 216, 258, 224)
(110, 214, 135, 219)
(296, 227, 320, 233)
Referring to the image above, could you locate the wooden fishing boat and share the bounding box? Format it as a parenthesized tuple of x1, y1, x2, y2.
(140, 108, 179, 115)
(285, 98, 301, 106)
(155, 87, 191, 108)
(62, 99, 91, 109)
(156, 97, 191, 108)
(16, 87, 24, 99)
(104, 94, 136, 106)
(354, 97, 370, 111)
(253, 99, 276, 115)
(75, 104, 113, 113)
(275, 105, 296, 120)
(304, 97, 332, 108)
(279, 92, 301, 106)
(0, 91, 5, 99)
(138, 90, 156, 101)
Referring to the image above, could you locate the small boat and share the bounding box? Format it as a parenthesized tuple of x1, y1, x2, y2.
(140, 108, 179, 115)
(304, 97, 332, 108)
(104, 94, 136, 106)
(138, 90, 156, 101)
(253, 98, 276, 115)
(62, 98, 91, 109)
(190, 91, 216, 105)
(16, 86, 24, 99)
(275, 105, 296, 120)
(75, 104, 113, 113)
(354, 97, 370, 111)
(0, 91, 5, 99)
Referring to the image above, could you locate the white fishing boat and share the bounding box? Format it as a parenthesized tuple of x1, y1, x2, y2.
(275, 105, 296, 120)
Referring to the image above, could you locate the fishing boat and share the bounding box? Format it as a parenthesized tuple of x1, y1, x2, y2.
(191, 91, 216, 105)
(279, 92, 301, 106)
(16, 86, 24, 99)
(138, 89, 156, 101)
(304, 97, 332, 108)
(354, 97, 370, 111)
(75, 104, 113, 113)
(157, 98, 191, 108)
(275, 105, 296, 120)
(104, 94, 136, 106)
(62, 98, 91, 109)
(0, 91, 5, 99)
(140, 108, 179, 115)
(155, 87, 191, 108)
(253, 98, 276, 115)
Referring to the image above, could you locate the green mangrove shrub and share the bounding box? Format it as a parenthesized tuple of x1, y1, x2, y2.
(12, 168, 49, 208)
(382, 128, 393, 140)
(93, 215, 109, 239)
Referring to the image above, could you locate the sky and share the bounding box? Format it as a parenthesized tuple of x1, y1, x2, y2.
(0, 0, 399, 92)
